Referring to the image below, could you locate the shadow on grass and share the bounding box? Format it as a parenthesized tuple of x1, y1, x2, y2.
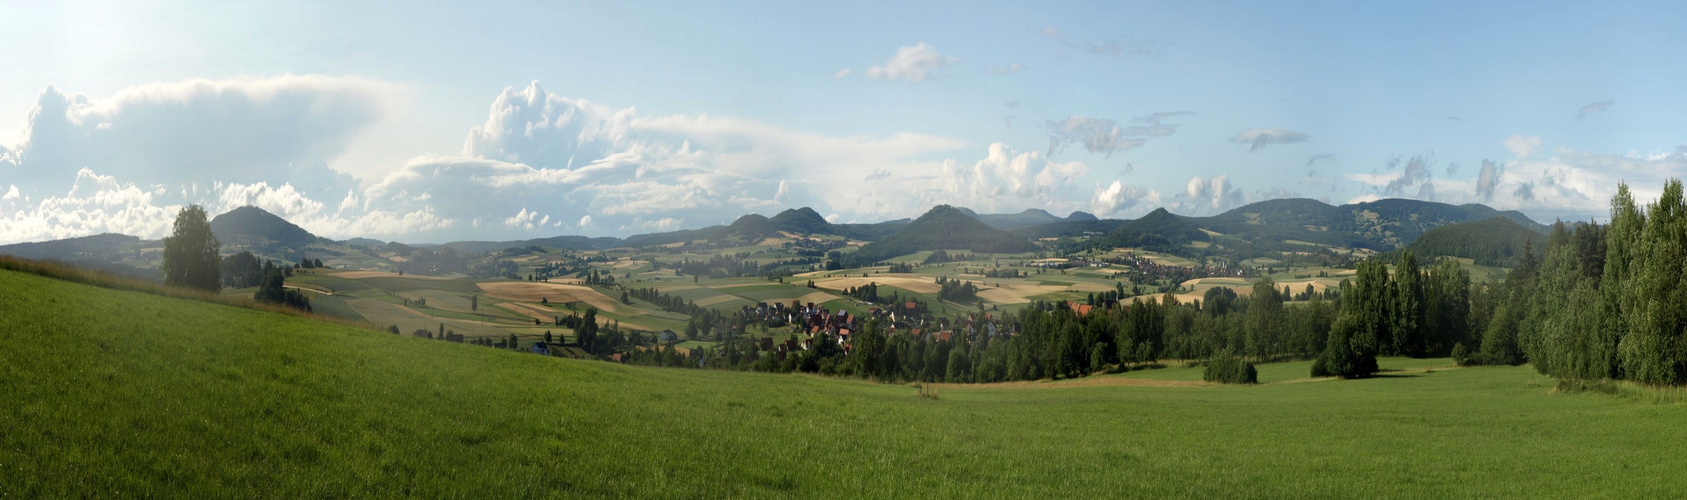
(1104, 362, 1168, 375)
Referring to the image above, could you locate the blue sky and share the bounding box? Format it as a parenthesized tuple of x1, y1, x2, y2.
(2, 0, 1684, 244)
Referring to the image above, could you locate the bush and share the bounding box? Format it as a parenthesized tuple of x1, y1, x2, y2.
(1203, 350, 1258, 384)
(1451, 342, 1470, 365)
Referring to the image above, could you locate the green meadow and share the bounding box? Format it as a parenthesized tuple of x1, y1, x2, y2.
(4, 267, 1686, 497)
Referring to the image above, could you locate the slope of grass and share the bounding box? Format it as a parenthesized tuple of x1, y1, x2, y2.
(3, 267, 1686, 497)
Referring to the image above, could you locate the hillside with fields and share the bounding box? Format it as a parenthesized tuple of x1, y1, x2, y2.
(5, 266, 1687, 496)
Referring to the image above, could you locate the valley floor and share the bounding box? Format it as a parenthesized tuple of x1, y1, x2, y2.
(2, 268, 1684, 497)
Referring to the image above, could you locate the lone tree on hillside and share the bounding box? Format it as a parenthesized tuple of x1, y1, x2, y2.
(161, 205, 222, 292)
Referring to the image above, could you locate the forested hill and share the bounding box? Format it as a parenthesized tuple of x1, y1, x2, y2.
(211, 206, 323, 249)
(1197, 198, 1546, 249)
(848, 205, 1040, 264)
(1406, 217, 1544, 267)
(1086, 208, 1210, 252)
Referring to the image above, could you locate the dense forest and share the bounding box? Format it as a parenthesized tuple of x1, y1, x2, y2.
(1405, 216, 1543, 267)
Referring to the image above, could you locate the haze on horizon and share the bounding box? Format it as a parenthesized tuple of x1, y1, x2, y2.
(2, 0, 1684, 245)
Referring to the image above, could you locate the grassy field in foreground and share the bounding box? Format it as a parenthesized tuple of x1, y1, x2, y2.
(3, 268, 1686, 497)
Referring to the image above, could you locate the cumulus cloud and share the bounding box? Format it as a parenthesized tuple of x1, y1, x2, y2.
(1090, 180, 1160, 218)
(0, 77, 406, 244)
(504, 208, 542, 230)
(2, 185, 18, 201)
(1231, 128, 1309, 152)
(4, 76, 395, 199)
(985, 63, 1025, 75)
(1181, 175, 1244, 213)
(624, 217, 684, 232)
(362, 80, 983, 239)
(1045, 112, 1190, 157)
(866, 43, 958, 82)
(217, 181, 324, 221)
(1504, 134, 1541, 158)
(918, 143, 1089, 213)
(578, 215, 592, 227)
(0, 168, 178, 243)
(1576, 100, 1615, 120)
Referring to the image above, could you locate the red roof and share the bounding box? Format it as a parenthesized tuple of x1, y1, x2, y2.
(905, 301, 917, 310)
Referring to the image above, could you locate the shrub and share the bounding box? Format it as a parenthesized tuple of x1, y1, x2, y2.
(1203, 350, 1258, 384)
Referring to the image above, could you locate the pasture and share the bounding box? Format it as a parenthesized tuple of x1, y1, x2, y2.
(4, 267, 1685, 497)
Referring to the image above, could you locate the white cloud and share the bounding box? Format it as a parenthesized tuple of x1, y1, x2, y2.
(623, 217, 684, 232)
(918, 143, 1089, 214)
(344, 81, 989, 241)
(833, 68, 852, 78)
(0, 169, 178, 243)
(4, 76, 395, 200)
(578, 215, 592, 227)
(1345, 143, 1687, 221)
(866, 43, 958, 82)
(1046, 112, 1189, 157)
(2, 185, 17, 201)
(1504, 134, 1541, 158)
(985, 63, 1025, 75)
(504, 208, 540, 230)
(216, 182, 324, 221)
(1090, 180, 1160, 218)
(1181, 175, 1243, 213)
(1232, 128, 1309, 152)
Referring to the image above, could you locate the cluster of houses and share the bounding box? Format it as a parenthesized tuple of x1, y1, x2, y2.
(736, 300, 1015, 360)
(1110, 254, 1248, 282)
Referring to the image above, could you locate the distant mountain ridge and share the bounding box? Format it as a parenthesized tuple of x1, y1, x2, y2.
(3, 198, 1549, 272)
(955, 207, 1097, 231)
(0, 233, 145, 260)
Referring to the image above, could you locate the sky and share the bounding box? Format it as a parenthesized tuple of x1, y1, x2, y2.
(2, 0, 1684, 244)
